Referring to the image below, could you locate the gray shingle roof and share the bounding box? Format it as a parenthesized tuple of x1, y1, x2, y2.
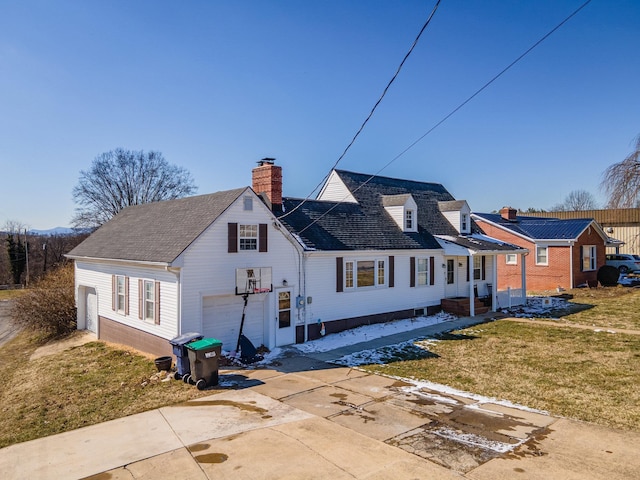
(473, 212, 594, 241)
(279, 170, 482, 251)
(438, 200, 467, 212)
(67, 188, 247, 263)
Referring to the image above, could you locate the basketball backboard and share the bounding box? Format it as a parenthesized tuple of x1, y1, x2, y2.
(235, 267, 273, 295)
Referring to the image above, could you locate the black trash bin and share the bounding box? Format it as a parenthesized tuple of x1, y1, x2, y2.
(185, 338, 223, 390)
(169, 332, 204, 380)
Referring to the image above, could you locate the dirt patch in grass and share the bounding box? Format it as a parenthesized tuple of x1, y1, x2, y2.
(364, 320, 640, 432)
(0, 332, 213, 448)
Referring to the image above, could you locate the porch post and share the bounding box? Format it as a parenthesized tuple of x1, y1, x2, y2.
(491, 255, 497, 312)
(469, 253, 475, 317)
(521, 253, 527, 303)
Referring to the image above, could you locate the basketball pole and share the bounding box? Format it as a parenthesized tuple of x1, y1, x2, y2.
(235, 292, 250, 354)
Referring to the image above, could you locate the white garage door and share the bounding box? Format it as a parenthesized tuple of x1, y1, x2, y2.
(202, 295, 265, 352)
(85, 288, 97, 333)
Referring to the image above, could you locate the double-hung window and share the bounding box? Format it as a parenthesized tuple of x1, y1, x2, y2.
(345, 258, 386, 289)
(473, 256, 482, 280)
(143, 280, 155, 321)
(116, 275, 126, 313)
(405, 210, 413, 230)
(417, 258, 429, 286)
(239, 224, 258, 251)
(536, 246, 548, 265)
(582, 245, 596, 271)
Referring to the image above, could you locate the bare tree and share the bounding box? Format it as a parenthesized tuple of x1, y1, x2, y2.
(72, 149, 197, 228)
(601, 134, 640, 208)
(551, 190, 598, 212)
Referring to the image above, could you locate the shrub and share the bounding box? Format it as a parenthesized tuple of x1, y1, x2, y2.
(597, 265, 620, 287)
(11, 263, 76, 338)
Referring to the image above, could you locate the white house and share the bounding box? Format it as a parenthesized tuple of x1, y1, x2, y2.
(68, 160, 525, 357)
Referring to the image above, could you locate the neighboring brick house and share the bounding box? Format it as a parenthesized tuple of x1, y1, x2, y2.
(529, 208, 638, 255)
(473, 207, 616, 291)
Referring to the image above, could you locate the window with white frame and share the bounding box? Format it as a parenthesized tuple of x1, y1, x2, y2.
(417, 258, 429, 286)
(405, 209, 413, 230)
(116, 275, 126, 313)
(143, 280, 155, 321)
(506, 254, 517, 265)
(243, 196, 253, 211)
(345, 261, 354, 288)
(473, 256, 482, 280)
(239, 224, 258, 250)
(582, 245, 597, 271)
(536, 246, 548, 265)
(345, 258, 386, 289)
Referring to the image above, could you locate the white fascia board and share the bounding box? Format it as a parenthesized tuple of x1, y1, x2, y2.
(66, 255, 171, 268)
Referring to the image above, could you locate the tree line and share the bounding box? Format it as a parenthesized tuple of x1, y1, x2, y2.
(0, 224, 89, 287)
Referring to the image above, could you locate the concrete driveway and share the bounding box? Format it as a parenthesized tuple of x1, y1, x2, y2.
(1, 351, 639, 479)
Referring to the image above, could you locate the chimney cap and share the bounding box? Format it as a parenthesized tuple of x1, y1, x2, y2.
(257, 157, 276, 166)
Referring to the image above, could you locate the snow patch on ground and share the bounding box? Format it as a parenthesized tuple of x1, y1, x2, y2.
(293, 312, 456, 354)
(399, 378, 548, 415)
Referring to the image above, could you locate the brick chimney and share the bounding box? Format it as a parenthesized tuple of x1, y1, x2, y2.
(500, 206, 518, 221)
(252, 158, 282, 208)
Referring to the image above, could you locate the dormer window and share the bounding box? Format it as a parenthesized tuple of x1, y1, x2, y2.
(461, 214, 468, 232)
(382, 194, 418, 233)
(405, 210, 413, 230)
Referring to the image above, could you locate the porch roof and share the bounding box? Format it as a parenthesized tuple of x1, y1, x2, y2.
(436, 234, 527, 256)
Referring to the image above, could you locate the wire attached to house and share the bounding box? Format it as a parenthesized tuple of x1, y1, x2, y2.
(295, 0, 593, 236)
(277, 0, 442, 221)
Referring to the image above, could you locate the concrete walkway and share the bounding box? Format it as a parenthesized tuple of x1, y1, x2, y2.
(1, 314, 639, 479)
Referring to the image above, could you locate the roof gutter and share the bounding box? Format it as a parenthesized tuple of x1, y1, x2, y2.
(65, 254, 171, 268)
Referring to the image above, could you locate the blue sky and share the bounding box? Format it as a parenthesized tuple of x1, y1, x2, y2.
(1, 0, 639, 229)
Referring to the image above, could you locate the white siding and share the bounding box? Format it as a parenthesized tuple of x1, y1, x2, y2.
(316, 171, 357, 203)
(74, 260, 179, 340)
(301, 250, 445, 325)
(177, 191, 301, 349)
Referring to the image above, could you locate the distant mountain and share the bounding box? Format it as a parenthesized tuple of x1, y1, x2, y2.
(28, 227, 82, 236)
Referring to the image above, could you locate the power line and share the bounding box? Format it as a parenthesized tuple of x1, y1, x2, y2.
(277, 0, 442, 221)
(296, 0, 593, 235)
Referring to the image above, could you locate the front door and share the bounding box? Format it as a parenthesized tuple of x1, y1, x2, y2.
(445, 258, 458, 298)
(275, 290, 294, 347)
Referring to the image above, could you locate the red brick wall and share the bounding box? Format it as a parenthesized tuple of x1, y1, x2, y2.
(99, 316, 173, 358)
(476, 220, 605, 291)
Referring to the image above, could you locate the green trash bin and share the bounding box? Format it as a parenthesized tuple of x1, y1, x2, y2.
(185, 338, 223, 390)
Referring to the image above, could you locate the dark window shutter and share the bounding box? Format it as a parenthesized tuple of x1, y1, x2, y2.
(466, 257, 470, 282)
(389, 256, 395, 288)
(430, 257, 435, 285)
(481, 256, 486, 280)
(138, 279, 143, 320)
(410, 257, 416, 287)
(154, 281, 161, 325)
(336, 257, 343, 292)
(124, 276, 130, 316)
(111, 275, 116, 311)
(580, 246, 584, 271)
(259, 223, 268, 252)
(228, 223, 238, 253)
